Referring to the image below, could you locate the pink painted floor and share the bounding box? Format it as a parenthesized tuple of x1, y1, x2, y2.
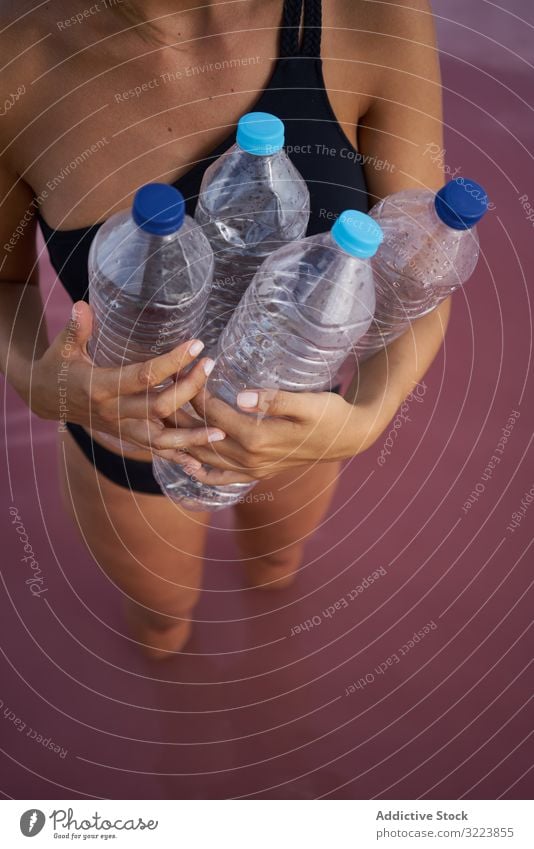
(1, 2, 533, 799)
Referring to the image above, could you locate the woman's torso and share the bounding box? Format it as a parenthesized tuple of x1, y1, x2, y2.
(1, 0, 387, 466)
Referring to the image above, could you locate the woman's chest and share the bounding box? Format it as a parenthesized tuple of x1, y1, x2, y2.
(11, 18, 375, 230)
(15, 45, 279, 227)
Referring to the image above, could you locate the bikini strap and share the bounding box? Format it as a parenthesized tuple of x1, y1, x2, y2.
(301, 0, 322, 58)
(279, 0, 303, 57)
(279, 0, 322, 58)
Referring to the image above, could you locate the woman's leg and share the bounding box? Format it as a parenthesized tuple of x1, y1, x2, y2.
(233, 461, 342, 589)
(57, 430, 211, 659)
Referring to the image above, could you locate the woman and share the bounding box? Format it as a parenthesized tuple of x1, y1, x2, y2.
(0, 0, 447, 658)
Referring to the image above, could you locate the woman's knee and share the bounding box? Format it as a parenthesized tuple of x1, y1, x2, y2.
(240, 543, 303, 590)
(123, 596, 195, 659)
(126, 556, 202, 628)
(248, 546, 301, 570)
(125, 593, 197, 631)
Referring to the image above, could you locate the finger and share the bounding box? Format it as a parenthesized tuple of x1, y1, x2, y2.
(122, 417, 222, 456)
(148, 358, 216, 419)
(162, 408, 201, 429)
(101, 399, 199, 431)
(148, 425, 225, 452)
(182, 441, 255, 472)
(191, 389, 252, 434)
(53, 301, 94, 360)
(236, 388, 317, 420)
(151, 448, 204, 469)
(114, 358, 216, 421)
(111, 338, 206, 396)
(149, 447, 204, 470)
(181, 465, 257, 486)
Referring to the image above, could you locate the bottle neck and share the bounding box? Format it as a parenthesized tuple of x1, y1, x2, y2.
(432, 196, 475, 237)
(326, 228, 372, 262)
(235, 141, 282, 158)
(133, 219, 187, 243)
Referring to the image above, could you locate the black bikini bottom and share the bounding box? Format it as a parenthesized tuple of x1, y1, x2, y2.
(65, 384, 343, 494)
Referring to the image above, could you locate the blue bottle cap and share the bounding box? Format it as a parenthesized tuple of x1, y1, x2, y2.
(236, 112, 285, 156)
(132, 183, 185, 235)
(434, 178, 488, 230)
(331, 210, 383, 258)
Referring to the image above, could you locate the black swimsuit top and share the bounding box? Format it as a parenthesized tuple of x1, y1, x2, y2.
(37, 0, 369, 303)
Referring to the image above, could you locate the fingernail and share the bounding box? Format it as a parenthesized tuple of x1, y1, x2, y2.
(203, 358, 215, 376)
(237, 391, 259, 408)
(189, 340, 204, 357)
(208, 430, 225, 442)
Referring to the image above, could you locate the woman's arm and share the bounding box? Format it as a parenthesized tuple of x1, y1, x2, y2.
(350, 0, 448, 422)
(0, 167, 50, 404)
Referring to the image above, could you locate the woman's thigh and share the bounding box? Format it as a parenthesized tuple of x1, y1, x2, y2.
(233, 460, 342, 562)
(57, 430, 211, 617)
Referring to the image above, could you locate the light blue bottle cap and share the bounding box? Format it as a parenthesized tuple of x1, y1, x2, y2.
(236, 112, 285, 156)
(132, 183, 185, 235)
(331, 210, 383, 258)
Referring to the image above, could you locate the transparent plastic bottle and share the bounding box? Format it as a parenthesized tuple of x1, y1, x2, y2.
(153, 210, 383, 511)
(355, 178, 488, 359)
(195, 111, 310, 354)
(87, 183, 213, 448)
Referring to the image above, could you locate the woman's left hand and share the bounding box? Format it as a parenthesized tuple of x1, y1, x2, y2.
(172, 387, 382, 485)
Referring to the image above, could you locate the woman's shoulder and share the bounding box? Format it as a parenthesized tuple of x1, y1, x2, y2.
(327, 0, 438, 56)
(338, 0, 435, 27)
(0, 2, 97, 148)
(0, 1, 96, 81)
(0, 2, 59, 89)
(322, 0, 439, 130)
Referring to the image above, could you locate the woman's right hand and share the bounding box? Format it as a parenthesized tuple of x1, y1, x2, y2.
(30, 301, 225, 465)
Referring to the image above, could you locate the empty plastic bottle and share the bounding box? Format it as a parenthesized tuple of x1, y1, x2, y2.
(87, 182, 214, 448)
(153, 210, 383, 511)
(355, 177, 488, 359)
(195, 111, 310, 354)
